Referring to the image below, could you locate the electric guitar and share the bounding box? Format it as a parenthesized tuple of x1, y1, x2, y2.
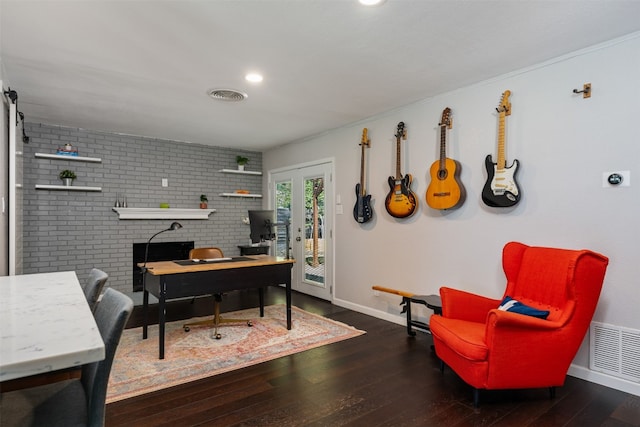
(353, 128, 373, 223)
(385, 122, 418, 218)
(482, 90, 521, 207)
(426, 107, 465, 210)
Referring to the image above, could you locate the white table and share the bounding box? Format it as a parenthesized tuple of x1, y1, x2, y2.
(0, 271, 105, 382)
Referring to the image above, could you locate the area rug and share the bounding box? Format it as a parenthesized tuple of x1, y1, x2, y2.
(107, 304, 365, 403)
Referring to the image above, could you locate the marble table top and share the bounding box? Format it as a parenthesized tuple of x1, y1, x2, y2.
(0, 271, 105, 382)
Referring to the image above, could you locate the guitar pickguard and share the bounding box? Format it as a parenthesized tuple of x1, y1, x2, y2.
(482, 155, 521, 207)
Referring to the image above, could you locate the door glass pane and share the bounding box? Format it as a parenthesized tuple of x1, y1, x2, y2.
(304, 176, 325, 284)
(275, 180, 291, 258)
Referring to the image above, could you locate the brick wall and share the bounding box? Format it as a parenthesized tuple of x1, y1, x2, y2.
(22, 123, 263, 298)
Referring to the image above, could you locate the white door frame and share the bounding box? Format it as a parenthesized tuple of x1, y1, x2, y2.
(268, 158, 334, 301)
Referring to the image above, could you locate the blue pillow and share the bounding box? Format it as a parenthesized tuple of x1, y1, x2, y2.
(498, 296, 550, 319)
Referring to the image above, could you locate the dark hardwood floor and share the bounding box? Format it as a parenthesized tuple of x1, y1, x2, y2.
(106, 288, 640, 426)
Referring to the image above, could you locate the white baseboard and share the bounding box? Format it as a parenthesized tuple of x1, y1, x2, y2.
(333, 297, 410, 328)
(568, 364, 640, 397)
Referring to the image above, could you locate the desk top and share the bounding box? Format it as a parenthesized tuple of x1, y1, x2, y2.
(0, 271, 105, 382)
(144, 255, 294, 276)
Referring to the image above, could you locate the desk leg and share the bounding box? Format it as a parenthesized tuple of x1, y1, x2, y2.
(142, 289, 149, 340)
(158, 283, 166, 360)
(286, 280, 292, 330)
(259, 287, 264, 317)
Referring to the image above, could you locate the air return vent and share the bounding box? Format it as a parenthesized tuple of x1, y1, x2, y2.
(590, 322, 640, 383)
(207, 88, 248, 102)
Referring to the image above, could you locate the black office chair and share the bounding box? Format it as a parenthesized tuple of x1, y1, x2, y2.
(182, 247, 253, 339)
(0, 288, 133, 427)
(83, 268, 108, 312)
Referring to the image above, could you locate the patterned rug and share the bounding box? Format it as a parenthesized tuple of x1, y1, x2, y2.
(107, 304, 365, 402)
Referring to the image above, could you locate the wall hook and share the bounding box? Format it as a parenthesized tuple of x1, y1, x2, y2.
(573, 83, 591, 99)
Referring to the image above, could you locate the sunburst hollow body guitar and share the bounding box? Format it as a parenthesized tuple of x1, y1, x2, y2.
(385, 122, 418, 218)
(481, 90, 521, 207)
(426, 107, 465, 210)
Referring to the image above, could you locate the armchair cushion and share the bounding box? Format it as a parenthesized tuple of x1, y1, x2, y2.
(498, 296, 550, 319)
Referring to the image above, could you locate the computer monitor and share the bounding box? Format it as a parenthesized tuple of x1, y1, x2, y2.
(248, 210, 276, 243)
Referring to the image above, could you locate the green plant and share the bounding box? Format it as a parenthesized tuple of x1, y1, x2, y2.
(236, 155, 249, 165)
(59, 170, 77, 180)
(200, 194, 208, 202)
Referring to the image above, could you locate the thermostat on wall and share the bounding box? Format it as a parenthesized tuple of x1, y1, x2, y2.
(602, 170, 630, 188)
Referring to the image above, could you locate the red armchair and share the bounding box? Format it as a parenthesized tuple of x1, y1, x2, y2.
(429, 241, 608, 406)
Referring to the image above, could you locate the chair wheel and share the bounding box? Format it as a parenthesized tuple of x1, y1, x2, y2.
(184, 326, 190, 332)
(215, 333, 222, 340)
(247, 321, 253, 327)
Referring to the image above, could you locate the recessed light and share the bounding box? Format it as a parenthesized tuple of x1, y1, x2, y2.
(245, 73, 263, 83)
(359, 0, 385, 6)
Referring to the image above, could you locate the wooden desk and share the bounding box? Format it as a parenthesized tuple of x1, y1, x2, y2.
(0, 271, 105, 382)
(143, 255, 294, 359)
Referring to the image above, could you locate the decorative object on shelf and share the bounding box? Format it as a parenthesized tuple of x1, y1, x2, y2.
(235, 189, 250, 194)
(236, 155, 249, 171)
(200, 194, 208, 209)
(159, 203, 170, 209)
(56, 143, 79, 157)
(114, 193, 121, 208)
(59, 169, 77, 186)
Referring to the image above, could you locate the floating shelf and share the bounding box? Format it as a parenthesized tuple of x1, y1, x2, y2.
(219, 169, 262, 176)
(220, 193, 263, 198)
(35, 185, 102, 192)
(35, 153, 102, 163)
(112, 207, 216, 220)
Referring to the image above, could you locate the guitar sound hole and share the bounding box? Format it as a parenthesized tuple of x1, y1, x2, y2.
(438, 170, 448, 180)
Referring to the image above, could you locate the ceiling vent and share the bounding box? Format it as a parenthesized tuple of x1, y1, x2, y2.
(207, 88, 248, 102)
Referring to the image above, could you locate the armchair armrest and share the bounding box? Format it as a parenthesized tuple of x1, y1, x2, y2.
(440, 287, 502, 323)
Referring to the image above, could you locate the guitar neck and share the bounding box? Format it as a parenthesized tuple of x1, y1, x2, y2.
(395, 137, 402, 179)
(496, 111, 506, 170)
(439, 125, 447, 170)
(359, 144, 366, 195)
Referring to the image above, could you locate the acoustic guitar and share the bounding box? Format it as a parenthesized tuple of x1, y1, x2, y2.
(385, 122, 418, 218)
(353, 128, 373, 223)
(481, 90, 521, 207)
(426, 107, 465, 210)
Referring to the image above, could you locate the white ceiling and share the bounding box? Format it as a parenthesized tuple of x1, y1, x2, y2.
(2, 1, 640, 151)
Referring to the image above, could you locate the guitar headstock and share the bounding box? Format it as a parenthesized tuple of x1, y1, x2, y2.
(395, 122, 407, 140)
(439, 107, 453, 129)
(360, 128, 370, 147)
(497, 90, 511, 116)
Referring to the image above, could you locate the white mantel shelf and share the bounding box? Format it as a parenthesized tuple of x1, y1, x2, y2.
(112, 207, 216, 220)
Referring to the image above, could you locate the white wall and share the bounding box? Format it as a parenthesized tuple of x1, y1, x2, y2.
(264, 33, 640, 394)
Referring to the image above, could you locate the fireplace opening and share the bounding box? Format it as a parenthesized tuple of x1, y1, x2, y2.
(132, 241, 194, 291)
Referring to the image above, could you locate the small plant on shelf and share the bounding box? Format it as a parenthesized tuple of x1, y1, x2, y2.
(59, 169, 77, 186)
(200, 194, 208, 209)
(236, 155, 249, 171)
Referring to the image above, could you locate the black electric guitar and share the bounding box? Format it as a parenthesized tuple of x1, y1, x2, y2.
(482, 90, 521, 207)
(353, 128, 373, 223)
(426, 107, 465, 210)
(385, 122, 418, 218)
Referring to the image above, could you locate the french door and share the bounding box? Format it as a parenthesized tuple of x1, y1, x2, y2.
(269, 161, 333, 301)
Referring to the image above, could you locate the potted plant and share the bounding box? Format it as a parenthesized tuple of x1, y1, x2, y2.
(200, 194, 208, 209)
(236, 155, 249, 171)
(59, 169, 77, 186)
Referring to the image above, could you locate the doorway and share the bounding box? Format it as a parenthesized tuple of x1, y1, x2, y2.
(269, 161, 333, 301)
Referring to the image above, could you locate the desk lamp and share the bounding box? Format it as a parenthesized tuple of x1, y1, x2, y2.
(142, 221, 183, 271)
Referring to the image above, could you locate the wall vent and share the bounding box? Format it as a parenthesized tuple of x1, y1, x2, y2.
(590, 322, 640, 383)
